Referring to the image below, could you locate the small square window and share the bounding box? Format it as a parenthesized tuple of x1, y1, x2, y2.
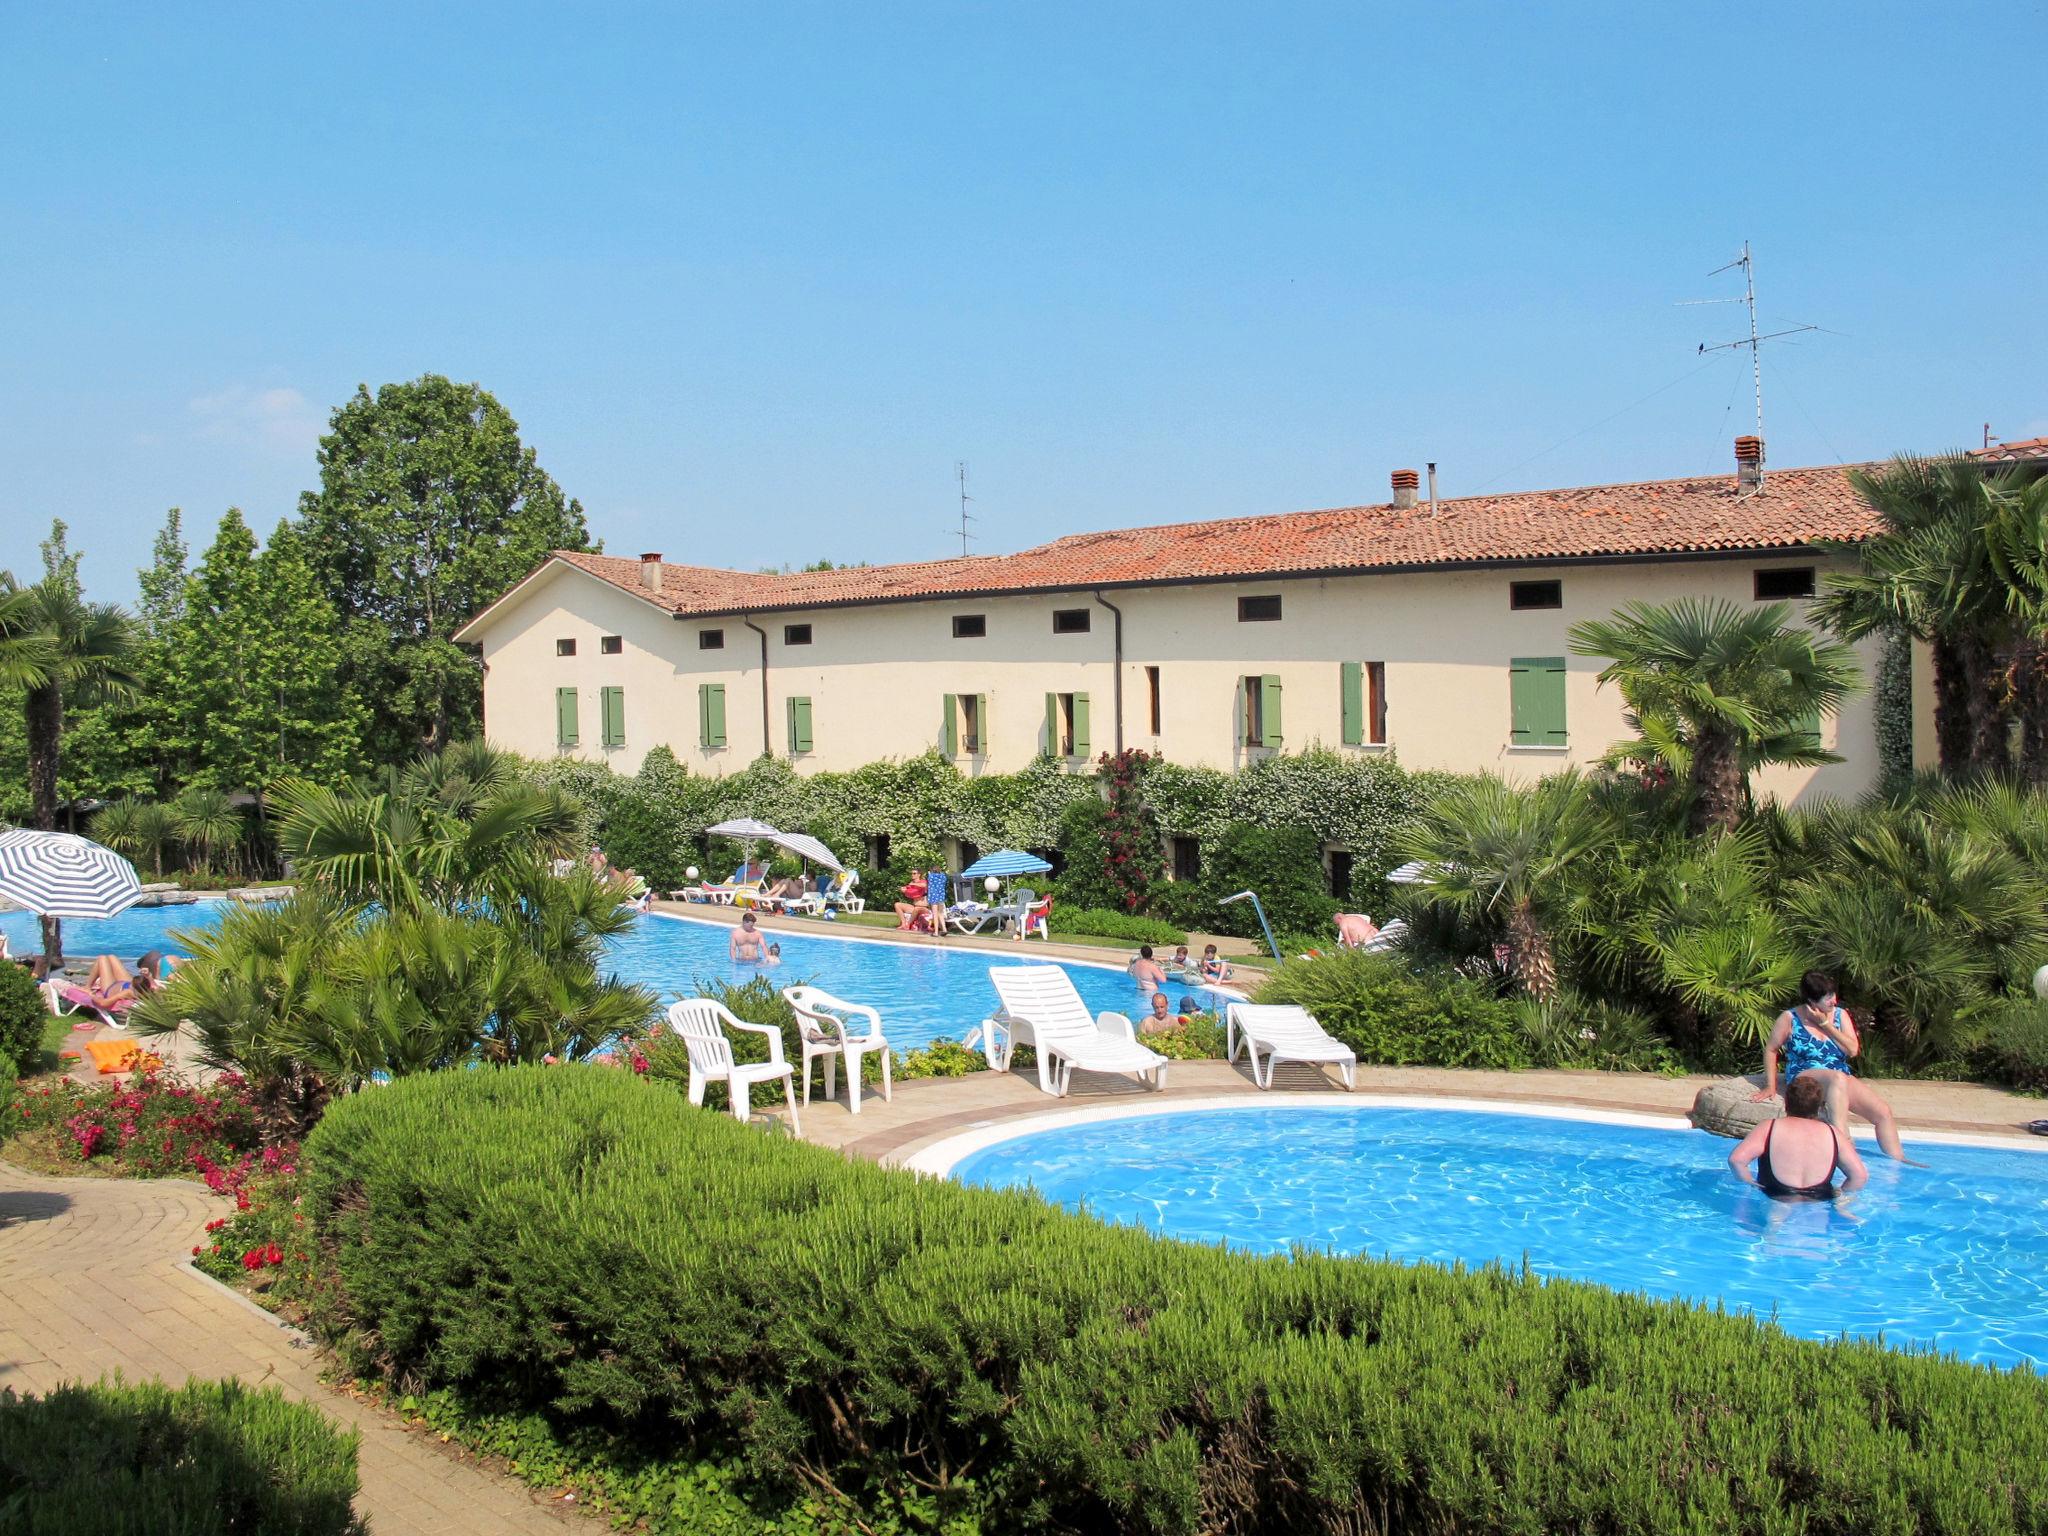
(1754, 567, 1816, 601)
(952, 614, 986, 639)
(1238, 594, 1283, 622)
(1052, 608, 1091, 634)
(1510, 580, 1563, 611)
(600, 635, 622, 655)
(555, 638, 576, 656)
(784, 623, 813, 646)
(699, 629, 725, 650)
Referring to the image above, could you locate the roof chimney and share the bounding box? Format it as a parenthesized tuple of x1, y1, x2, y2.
(1391, 468, 1420, 511)
(1427, 462, 1439, 516)
(638, 552, 663, 592)
(1733, 435, 1764, 491)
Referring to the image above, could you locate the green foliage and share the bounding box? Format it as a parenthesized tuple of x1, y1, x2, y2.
(297, 375, 593, 758)
(1509, 991, 1682, 1073)
(896, 1038, 982, 1079)
(0, 1376, 362, 1535)
(1194, 822, 1337, 938)
(1047, 907, 1185, 944)
(298, 1066, 2048, 1535)
(1142, 1013, 1227, 1060)
(0, 963, 43, 1076)
(1975, 997, 2048, 1093)
(1874, 631, 1915, 789)
(1254, 951, 1532, 1069)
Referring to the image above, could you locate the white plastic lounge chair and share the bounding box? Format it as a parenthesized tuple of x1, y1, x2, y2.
(781, 985, 892, 1114)
(665, 998, 802, 1136)
(978, 965, 1169, 1097)
(793, 870, 864, 917)
(949, 887, 1035, 936)
(1225, 1002, 1356, 1090)
(42, 980, 129, 1031)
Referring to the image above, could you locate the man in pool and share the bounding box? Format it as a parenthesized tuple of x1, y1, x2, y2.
(729, 912, 767, 964)
(1750, 970, 1916, 1163)
(1141, 990, 1178, 1034)
(1728, 1074, 1867, 1199)
(1129, 945, 1167, 997)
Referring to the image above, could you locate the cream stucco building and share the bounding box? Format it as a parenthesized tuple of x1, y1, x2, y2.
(455, 446, 1920, 807)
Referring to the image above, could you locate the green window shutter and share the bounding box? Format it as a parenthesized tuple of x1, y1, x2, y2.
(1044, 692, 1059, 756)
(698, 684, 711, 748)
(1510, 657, 1567, 746)
(706, 684, 726, 748)
(1791, 708, 1821, 750)
(600, 686, 625, 748)
(1259, 675, 1283, 749)
(556, 687, 579, 748)
(1340, 662, 1363, 746)
(1072, 693, 1090, 758)
(788, 696, 813, 754)
(975, 694, 990, 756)
(941, 694, 958, 758)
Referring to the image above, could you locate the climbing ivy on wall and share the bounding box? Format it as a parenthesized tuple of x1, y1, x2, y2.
(1875, 631, 1915, 790)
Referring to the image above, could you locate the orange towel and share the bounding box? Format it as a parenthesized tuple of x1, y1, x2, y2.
(84, 1040, 160, 1075)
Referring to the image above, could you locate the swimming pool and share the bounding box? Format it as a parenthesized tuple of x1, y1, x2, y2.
(0, 903, 1196, 1051)
(937, 1100, 2048, 1371)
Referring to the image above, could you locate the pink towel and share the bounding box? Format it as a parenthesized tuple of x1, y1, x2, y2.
(61, 985, 131, 1015)
(1334, 914, 1379, 948)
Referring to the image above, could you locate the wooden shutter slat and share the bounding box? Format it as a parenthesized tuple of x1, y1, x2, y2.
(1259, 675, 1283, 749)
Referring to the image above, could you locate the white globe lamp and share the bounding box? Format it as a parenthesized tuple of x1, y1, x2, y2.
(685, 866, 700, 883)
(985, 875, 1001, 895)
(2034, 963, 2048, 1001)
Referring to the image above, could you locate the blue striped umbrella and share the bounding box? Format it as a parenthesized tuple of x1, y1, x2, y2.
(0, 830, 142, 919)
(959, 849, 1053, 880)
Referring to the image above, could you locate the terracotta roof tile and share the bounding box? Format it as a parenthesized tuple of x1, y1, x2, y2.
(1972, 436, 2048, 462)
(534, 462, 1882, 622)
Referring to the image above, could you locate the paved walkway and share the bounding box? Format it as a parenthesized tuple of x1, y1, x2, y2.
(0, 1164, 578, 1535)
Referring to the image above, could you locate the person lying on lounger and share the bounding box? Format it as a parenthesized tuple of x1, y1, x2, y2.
(83, 954, 139, 1007)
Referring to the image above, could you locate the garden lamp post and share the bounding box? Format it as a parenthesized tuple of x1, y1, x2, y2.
(1219, 890, 1282, 965)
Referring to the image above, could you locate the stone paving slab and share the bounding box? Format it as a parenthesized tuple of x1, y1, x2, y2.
(0, 1165, 581, 1534)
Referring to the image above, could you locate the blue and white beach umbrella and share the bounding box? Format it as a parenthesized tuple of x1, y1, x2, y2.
(959, 849, 1053, 881)
(0, 829, 142, 919)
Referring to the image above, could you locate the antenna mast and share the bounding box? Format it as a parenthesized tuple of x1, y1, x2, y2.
(1694, 242, 1818, 496)
(954, 461, 975, 556)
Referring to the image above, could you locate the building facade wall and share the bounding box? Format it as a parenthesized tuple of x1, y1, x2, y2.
(473, 551, 1887, 807)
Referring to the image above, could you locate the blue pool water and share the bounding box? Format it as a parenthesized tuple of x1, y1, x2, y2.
(951, 1105, 2048, 1370)
(0, 904, 1193, 1051)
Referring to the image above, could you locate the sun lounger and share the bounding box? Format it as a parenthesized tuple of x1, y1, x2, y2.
(1225, 1002, 1356, 1090)
(1359, 918, 1408, 954)
(978, 965, 1169, 1097)
(792, 870, 864, 917)
(43, 980, 131, 1031)
(665, 998, 802, 1136)
(948, 887, 1036, 936)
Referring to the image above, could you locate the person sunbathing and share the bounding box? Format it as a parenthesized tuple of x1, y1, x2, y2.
(83, 954, 138, 1007)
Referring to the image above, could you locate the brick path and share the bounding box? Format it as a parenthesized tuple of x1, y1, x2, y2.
(0, 1164, 578, 1535)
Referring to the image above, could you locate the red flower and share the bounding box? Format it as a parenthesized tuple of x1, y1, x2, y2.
(192, 1245, 201, 1256)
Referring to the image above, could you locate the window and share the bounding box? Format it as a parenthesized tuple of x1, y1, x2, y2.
(555, 687, 579, 748)
(1327, 849, 1355, 900)
(941, 692, 988, 756)
(1043, 692, 1091, 758)
(786, 696, 814, 754)
(1341, 661, 1388, 746)
(865, 833, 891, 870)
(697, 683, 727, 748)
(1754, 566, 1817, 601)
(600, 686, 626, 749)
(600, 635, 622, 655)
(1242, 674, 1282, 749)
(1510, 580, 1563, 610)
(1052, 608, 1091, 635)
(1171, 836, 1201, 882)
(952, 614, 986, 639)
(1146, 666, 1162, 735)
(699, 628, 725, 650)
(1509, 657, 1567, 747)
(1237, 594, 1283, 623)
(784, 623, 813, 645)
(555, 638, 576, 656)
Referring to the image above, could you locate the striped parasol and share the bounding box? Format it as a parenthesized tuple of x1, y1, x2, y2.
(767, 831, 847, 873)
(959, 849, 1053, 880)
(0, 830, 142, 919)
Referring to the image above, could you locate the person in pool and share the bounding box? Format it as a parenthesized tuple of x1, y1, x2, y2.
(1200, 944, 1233, 983)
(1170, 943, 1192, 974)
(1141, 990, 1179, 1034)
(1729, 1074, 1867, 1200)
(764, 942, 783, 967)
(729, 912, 767, 963)
(1129, 945, 1167, 997)
(1751, 970, 1915, 1163)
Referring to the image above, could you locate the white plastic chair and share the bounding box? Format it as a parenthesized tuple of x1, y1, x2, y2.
(781, 985, 892, 1114)
(665, 998, 802, 1136)
(979, 965, 1169, 1097)
(1225, 1002, 1356, 1090)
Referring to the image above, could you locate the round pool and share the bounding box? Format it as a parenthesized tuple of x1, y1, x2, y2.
(0, 904, 1209, 1051)
(936, 1100, 2048, 1371)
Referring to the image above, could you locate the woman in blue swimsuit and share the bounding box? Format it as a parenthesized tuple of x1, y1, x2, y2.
(1751, 970, 1914, 1163)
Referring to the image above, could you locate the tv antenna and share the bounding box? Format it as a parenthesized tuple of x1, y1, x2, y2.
(1683, 241, 1822, 496)
(953, 461, 976, 556)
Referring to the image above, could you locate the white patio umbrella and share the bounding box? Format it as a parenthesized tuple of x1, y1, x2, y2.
(766, 831, 847, 874)
(704, 817, 782, 870)
(0, 829, 143, 963)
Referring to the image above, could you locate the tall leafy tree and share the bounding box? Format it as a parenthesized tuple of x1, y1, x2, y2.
(1568, 597, 1860, 835)
(296, 376, 593, 757)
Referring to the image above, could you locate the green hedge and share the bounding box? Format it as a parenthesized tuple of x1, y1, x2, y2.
(1254, 950, 1534, 1069)
(1048, 907, 1185, 944)
(297, 1066, 2046, 1535)
(0, 1377, 361, 1535)
(0, 962, 43, 1076)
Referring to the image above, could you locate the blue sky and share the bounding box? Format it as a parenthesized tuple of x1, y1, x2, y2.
(3, 2, 2041, 603)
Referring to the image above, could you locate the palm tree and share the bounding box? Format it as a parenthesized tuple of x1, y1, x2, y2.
(1813, 456, 2048, 778)
(171, 787, 245, 877)
(1568, 596, 1860, 835)
(0, 572, 141, 832)
(1399, 771, 1606, 1001)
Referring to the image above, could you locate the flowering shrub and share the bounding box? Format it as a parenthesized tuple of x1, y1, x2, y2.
(194, 1163, 315, 1300)
(3, 1067, 275, 1185)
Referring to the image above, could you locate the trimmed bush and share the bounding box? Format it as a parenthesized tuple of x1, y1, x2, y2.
(0, 961, 43, 1076)
(0, 1376, 361, 1535)
(1978, 997, 2048, 1093)
(298, 1066, 2048, 1535)
(1196, 822, 1339, 939)
(1253, 950, 1532, 1069)
(1049, 907, 1185, 945)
